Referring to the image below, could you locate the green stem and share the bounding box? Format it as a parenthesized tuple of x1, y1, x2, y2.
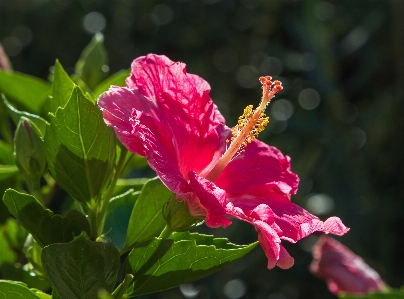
(158, 225, 174, 239)
(112, 274, 134, 299)
(28, 178, 44, 206)
(97, 147, 130, 235)
(88, 202, 98, 240)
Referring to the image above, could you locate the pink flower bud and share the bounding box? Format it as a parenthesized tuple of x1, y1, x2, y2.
(310, 236, 385, 295)
(0, 43, 12, 71)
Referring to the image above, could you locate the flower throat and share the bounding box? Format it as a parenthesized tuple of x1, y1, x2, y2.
(205, 76, 283, 182)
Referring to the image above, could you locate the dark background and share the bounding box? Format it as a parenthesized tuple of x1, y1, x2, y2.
(1, 0, 404, 298)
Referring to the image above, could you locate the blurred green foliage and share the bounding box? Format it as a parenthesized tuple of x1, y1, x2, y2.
(1, 0, 403, 298)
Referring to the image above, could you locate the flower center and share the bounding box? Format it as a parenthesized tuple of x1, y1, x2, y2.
(205, 76, 283, 182)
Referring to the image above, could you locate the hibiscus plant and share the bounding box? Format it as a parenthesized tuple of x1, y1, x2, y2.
(0, 35, 350, 298)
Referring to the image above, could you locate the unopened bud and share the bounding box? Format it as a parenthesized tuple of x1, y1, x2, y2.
(163, 196, 202, 232)
(0, 43, 12, 71)
(14, 117, 47, 180)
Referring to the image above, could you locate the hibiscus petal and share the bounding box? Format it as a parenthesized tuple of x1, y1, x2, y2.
(226, 203, 294, 269)
(277, 246, 295, 269)
(188, 171, 232, 228)
(127, 55, 227, 176)
(215, 139, 299, 197)
(229, 193, 349, 243)
(188, 173, 290, 269)
(98, 87, 146, 155)
(98, 54, 228, 192)
(255, 220, 282, 269)
(99, 87, 190, 194)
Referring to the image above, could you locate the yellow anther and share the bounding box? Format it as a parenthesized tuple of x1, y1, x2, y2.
(205, 76, 283, 182)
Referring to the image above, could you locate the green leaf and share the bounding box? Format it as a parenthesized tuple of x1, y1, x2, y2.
(24, 234, 46, 275)
(0, 70, 51, 115)
(31, 290, 52, 299)
(0, 280, 41, 299)
(0, 219, 22, 265)
(0, 165, 19, 181)
(123, 178, 172, 252)
(44, 86, 116, 204)
(340, 289, 404, 299)
(41, 236, 120, 299)
(47, 60, 76, 114)
(2, 95, 48, 136)
(0, 139, 16, 180)
(0, 140, 14, 165)
(125, 232, 258, 296)
(114, 177, 147, 196)
(93, 69, 130, 100)
(0, 263, 51, 292)
(2, 218, 27, 250)
(2, 189, 91, 247)
(0, 232, 16, 265)
(102, 189, 139, 251)
(0, 217, 27, 266)
(97, 289, 114, 299)
(75, 33, 108, 90)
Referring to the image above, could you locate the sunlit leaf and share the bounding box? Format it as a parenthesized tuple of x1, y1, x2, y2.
(0, 70, 50, 115)
(0, 280, 41, 299)
(123, 178, 172, 252)
(125, 232, 258, 296)
(44, 86, 115, 204)
(75, 33, 108, 90)
(47, 60, 75, 114)
(2, 95, 48, 136)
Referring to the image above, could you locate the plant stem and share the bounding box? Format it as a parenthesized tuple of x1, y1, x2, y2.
(97, 147, 130, 235)
(112, 274, 134, 299)
(159, 225, 174, 239)
(88, 202, 99, 240)
(28, 178, 44, 206)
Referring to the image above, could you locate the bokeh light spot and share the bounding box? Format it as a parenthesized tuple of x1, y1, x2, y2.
(83, 12, 106, 34)
(101, 65, 109, 72)
(298, 88, 321, 110)
(348, 127, 367, 149)
(271, 99, 294, 121)
(180, 284, 200, 298)
(341, 26, 369, 54)
(224, 279, 247, 299)
(2, 37, 22, 57)
(306, 193, 335, 215)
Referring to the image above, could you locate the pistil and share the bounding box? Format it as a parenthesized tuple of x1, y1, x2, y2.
(205, 76, 283, 182)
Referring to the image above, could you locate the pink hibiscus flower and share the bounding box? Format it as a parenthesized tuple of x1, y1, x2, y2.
(310, 236, 385, 295)
(98, 54, 349, 269)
